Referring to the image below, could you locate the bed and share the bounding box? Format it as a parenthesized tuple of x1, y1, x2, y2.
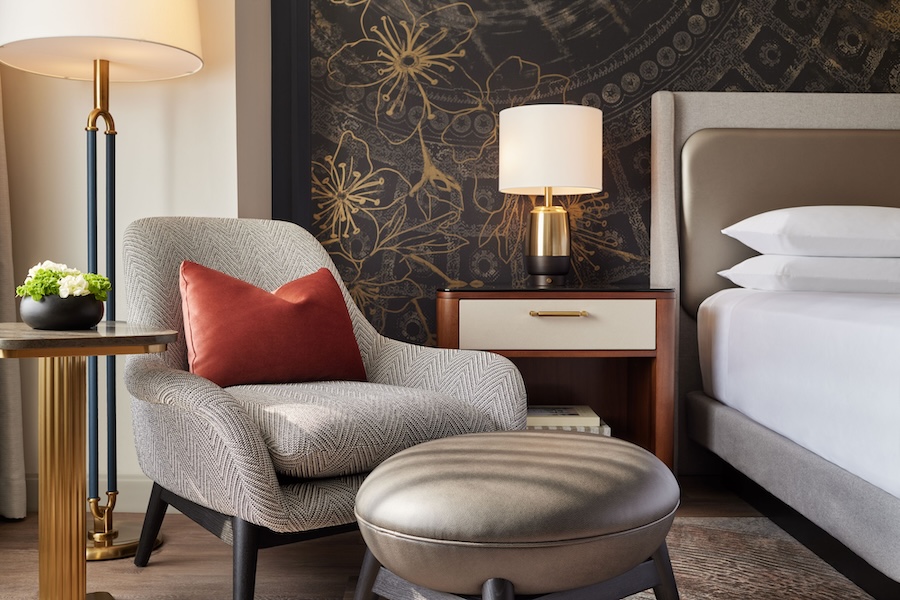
(650, 91, 900, 591)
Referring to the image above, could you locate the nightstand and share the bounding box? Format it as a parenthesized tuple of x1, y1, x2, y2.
(436, 287, 676, 469)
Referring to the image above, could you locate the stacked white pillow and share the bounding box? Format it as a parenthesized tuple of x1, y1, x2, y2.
(718, 205, 900, 293)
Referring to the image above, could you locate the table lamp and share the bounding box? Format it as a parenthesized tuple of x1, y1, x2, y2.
(0, 0, 202, 561)
(498, 104, 604, 287)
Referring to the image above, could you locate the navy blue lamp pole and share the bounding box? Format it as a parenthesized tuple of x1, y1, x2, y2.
(85, 58, 119, 554)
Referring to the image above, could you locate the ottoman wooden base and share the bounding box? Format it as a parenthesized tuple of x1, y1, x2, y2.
(356, 542, 679, 600)
(353, 431, 680, 600)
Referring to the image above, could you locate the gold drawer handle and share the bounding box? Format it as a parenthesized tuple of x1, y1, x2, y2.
(529, 310, 588, 317)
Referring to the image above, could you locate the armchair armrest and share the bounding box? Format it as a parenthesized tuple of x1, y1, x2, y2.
(124, 355, 294, 528)
(364, 336, 527, 430)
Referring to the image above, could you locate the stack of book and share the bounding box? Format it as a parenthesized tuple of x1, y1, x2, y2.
(525, 405, 611, 436)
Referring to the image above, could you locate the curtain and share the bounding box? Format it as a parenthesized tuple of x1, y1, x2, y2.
(0, 72, 26, 519)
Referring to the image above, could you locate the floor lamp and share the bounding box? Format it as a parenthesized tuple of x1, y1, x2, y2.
(0, 0, 202, 560)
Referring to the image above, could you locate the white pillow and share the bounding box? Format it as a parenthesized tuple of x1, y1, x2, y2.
(719, 255, 900, 293)
(722, 205, 900, 257)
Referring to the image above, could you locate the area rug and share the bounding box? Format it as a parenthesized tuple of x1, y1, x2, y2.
(627, 517, 871, 599)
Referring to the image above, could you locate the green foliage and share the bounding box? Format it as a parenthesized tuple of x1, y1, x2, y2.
(16, 268, 60, 300)
(83, 273, 112, 301)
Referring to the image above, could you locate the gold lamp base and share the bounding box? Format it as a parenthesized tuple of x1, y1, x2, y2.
(87, 521, 162, 561)
(526, 203, 571, 287)
(87, 493, 161, 561)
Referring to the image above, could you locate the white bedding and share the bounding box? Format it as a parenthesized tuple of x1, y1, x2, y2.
(698, 288, 900, 500)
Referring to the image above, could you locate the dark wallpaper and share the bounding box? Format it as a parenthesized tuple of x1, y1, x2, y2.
(303, 0, 900, 344)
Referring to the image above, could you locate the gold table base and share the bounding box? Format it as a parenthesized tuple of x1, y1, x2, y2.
(39, 355, 89, 599)
(38, 356, 115, 599)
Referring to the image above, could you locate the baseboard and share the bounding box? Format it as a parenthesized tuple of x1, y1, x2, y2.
(726, 467, 900, 600)
(26, 474, 169, 514)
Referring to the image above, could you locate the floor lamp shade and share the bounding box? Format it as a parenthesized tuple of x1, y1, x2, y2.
(0, 0, 203, 81)
(499, 104, 603, 286)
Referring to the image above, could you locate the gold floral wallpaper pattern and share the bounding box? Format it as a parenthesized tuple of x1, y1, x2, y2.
(302, 0, 900, 344)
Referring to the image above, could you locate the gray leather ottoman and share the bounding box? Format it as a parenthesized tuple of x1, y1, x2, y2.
(353, 431, 680, 600)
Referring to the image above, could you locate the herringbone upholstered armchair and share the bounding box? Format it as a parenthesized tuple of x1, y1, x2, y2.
(122, 217, 527, 600)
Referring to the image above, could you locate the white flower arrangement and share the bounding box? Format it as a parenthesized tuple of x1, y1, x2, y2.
(15, 260, 111, 301)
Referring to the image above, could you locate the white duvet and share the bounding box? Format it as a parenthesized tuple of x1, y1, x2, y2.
(698, 288, 900, 500)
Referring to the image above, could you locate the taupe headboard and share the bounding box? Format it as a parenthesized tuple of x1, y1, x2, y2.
(680, 128, 900, 316)
(650, 91, 900, 319)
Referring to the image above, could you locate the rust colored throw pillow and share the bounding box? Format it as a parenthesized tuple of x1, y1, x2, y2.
(179, 261, 366, 387)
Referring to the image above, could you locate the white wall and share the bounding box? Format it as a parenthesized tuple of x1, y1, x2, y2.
(1, 0, 271, 512)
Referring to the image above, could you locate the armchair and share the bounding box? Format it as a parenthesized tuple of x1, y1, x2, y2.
(122, 216, 527, 600)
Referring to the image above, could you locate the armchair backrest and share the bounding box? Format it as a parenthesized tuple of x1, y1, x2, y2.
(122, 216, 378, 372)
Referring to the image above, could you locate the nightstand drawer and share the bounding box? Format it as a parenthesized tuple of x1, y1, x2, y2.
(458, 299, 656, 350)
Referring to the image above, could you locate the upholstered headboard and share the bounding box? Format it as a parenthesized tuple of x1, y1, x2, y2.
(680, 128, 900, 316)
(649, 91, 900, 469)
(651, 91, 900, 313)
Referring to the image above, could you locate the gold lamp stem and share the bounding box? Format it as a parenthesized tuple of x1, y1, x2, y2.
(544, 186, 553, 207)
(87, 59, 116, 134)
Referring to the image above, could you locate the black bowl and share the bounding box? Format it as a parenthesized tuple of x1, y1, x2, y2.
(19, 295, 105, 330)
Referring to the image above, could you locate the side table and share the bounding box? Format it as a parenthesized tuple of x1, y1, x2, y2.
(436, 287, 676, 469)
(0, 322, 177, 600)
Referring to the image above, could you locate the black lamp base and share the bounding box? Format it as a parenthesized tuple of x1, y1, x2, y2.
(526, 274, 567, 288)
(525, 255, 569, 288)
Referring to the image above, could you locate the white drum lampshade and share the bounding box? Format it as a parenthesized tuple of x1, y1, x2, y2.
(0, 0, 203, 82)
(499, 104, 603, 286)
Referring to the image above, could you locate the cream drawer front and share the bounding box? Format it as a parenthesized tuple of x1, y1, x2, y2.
(458, 299, 656, 350)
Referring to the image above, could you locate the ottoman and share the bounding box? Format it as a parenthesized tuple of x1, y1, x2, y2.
(353, 431, 680, 600)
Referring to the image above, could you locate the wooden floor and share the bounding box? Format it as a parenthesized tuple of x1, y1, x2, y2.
(0, 477, 758, 599)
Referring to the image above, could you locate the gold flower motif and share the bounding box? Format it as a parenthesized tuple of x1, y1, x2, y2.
(559, 193, 644, 284)
(327, 0, 480, 143)
(324, 205, 470, 343)
(311, 130, 408, 240)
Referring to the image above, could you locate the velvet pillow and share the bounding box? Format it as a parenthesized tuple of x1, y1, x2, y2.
(179, 261, 366, 387)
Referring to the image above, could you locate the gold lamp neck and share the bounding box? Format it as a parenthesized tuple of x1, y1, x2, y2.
(544, 186, 553, 207)
(86, 59, 116, 135)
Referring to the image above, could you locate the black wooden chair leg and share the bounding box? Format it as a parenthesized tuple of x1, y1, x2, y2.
(652, 541, 680, 600)
(233, 517, 261, 600)
(482, 578, 515, 600)
(134, 482, 169, 567)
